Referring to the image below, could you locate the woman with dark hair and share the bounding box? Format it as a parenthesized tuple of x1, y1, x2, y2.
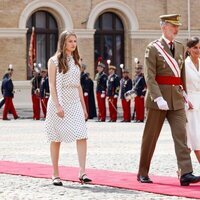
(45, 30, 92, 186)
(185, 36, 200, 163)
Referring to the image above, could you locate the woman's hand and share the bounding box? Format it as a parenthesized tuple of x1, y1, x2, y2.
(188, 101, 193, 110)
(56, 105, 64, 118)
(84, 109, 88, 121)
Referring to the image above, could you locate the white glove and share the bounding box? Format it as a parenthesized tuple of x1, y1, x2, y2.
(114, 95, 118, 99)
(101, 93, 105, 98)
(154, 97, 169, 110)
(130, 93, 136, 99)
(84, 92, 88, 96)
(125, 95, 131, 101)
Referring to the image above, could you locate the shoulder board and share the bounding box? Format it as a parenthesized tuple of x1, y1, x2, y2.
(149, 39, 158, 46)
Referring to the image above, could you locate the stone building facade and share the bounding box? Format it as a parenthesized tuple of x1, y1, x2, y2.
(0, 0, 199, 82)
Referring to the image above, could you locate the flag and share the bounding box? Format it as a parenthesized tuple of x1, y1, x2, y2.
(28, 27, 36, 70)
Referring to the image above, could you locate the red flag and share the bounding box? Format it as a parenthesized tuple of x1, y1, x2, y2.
(28, 27, 36, 70)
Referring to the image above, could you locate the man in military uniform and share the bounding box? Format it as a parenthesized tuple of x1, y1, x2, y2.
(31, 68, 41, 120)
(80, 64, 89, 115)
(1, 69, 19, 120)
(132, 64, 146, 122)
(120, 69, 132, 122)
(96, 63, 107, 122)
(137, 14, 200, 186)
(40, 68, 49, 118)
(107, 65, 120, 122)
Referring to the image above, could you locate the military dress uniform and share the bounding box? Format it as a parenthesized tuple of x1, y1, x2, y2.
(40, 75, 49, 118)
(81, 71, 89, 115)
(120, 72, 132, 122)
(96, 69, 108, 121)
(2, 72, 18, 120)
(31, 74, 41, 120)
(107, 66, 120, 122)
(133, 72, 146, 122)
(137, 14, 199, 186)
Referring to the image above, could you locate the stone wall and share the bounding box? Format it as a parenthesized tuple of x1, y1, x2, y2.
(0, 0, 199, 80)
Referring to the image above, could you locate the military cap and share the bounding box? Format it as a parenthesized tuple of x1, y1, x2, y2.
(97, 62, 105, 68)
(108, 65, 116, 70)
(160, 14, 182, 26)
(8, 64, 14, 71)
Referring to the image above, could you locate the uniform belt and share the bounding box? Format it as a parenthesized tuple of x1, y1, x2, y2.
(155, 76, 182, 85)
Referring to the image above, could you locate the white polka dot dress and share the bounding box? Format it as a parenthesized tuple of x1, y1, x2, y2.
(45, 56, 87, 143)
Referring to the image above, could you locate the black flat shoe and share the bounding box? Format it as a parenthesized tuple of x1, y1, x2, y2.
(52, 177, 63, 186)
(180, 173, 200, 186)
(79, 174, 92, 184)
(137, 175, 153, 183)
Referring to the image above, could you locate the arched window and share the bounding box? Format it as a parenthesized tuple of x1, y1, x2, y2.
(26, 11, 58, 79)
(94, 12, 124, 76)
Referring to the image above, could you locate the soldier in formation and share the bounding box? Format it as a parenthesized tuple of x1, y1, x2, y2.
(107, 65, 120, 122)
(95, 63, 107, 122)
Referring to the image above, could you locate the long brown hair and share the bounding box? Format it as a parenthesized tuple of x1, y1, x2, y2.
(56, 30, 81, 73)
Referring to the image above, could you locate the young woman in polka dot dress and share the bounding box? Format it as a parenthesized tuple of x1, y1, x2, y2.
(45, 30, 92, 186)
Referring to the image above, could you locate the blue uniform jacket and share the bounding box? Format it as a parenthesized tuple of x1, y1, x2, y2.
(96, 72, 108, 93)
(81, 72, 89, 93)
(120, 77, 133, 99)
(107, 73, 120, 97)
(40, 77, 49, 98)
(133, 74, 146, 96)
(2, 77, 14, 98)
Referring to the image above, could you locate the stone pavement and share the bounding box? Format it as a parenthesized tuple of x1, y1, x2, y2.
(0, 118, 199, 200)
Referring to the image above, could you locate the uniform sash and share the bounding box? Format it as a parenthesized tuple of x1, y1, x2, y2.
(153, 41, 181, 77)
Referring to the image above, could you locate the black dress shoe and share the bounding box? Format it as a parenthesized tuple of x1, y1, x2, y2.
(137, 175, 153, 183)
(180, 172, 200, 186)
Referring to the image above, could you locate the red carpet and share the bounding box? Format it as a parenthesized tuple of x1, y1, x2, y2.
(0, 161, 200, 199)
